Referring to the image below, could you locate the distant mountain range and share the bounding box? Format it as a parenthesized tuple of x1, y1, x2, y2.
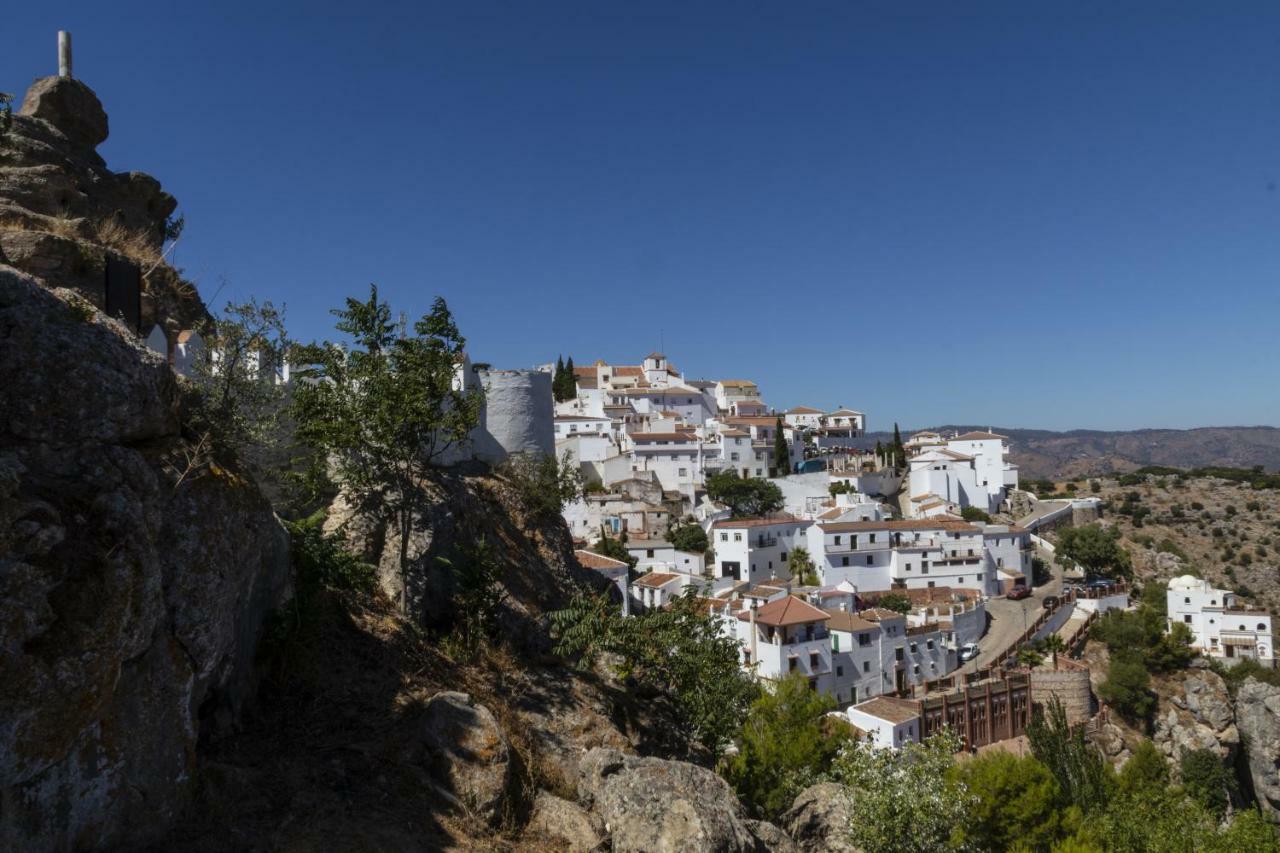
(863, 426, 1280, 482)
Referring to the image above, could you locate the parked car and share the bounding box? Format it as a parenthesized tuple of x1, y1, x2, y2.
(1042, 595, 1060, 610)
(1007, 586, 1032, 600)
(1087, 578, 1113, 590)
(958, 643, 980, 662)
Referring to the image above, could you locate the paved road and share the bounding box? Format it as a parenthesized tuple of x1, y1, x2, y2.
(969, 548, 1063, 671)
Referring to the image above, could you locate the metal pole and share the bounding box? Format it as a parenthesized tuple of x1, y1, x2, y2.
(58, 31, 73, 78)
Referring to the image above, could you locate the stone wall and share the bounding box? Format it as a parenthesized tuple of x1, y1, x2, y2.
(1031, 664, 1093, 725)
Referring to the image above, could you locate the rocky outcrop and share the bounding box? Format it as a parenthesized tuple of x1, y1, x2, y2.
(783, 782, 858, 853)
(526, 791, 606, 851)
(1152, 669, 1240, 769)
(326, 473, 607, 653)
(1234, 677, 1280, 822)
(577, 747, 786, 852)
(417, 691, 512, 825)
(0, 76, 289, 851)
(1, 75, 204, 332)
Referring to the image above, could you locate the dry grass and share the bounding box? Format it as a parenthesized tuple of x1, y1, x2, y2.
(0, 211, 87, 240)
(92, 218, 163, 267)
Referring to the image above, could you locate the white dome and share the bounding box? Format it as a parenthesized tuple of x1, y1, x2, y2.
(1168, 575, 1203, 591)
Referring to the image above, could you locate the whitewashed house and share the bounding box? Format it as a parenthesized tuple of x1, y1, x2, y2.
(784, 406, 824, 430)
(846, 696, 922, 749)
(709, 516, 813, 585)
(1167, 575, 1274, 667)
(728, 595, 833, 691)
(714, 380, 762, 413)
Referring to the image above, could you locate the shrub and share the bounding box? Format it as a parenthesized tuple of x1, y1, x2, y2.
(669, 521, 709, 554)
(1179, 748, 1237, 818)
(1099, 655, 1155, 723)
(502, 450, 584, 521)
(961, 506, 992, 522)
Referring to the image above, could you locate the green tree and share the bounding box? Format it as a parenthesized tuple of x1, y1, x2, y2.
(551, 589, 758, 759)
(1099, 656, 1155, 723)
(832, 729, 973, 853)
(564, 355, 576, 399)
(951, 752, 1062, 852)
(437, 537, 506, 656)
(1179, 748, 1237, 818)
(1115, 739, 1169, 798)
(1018, 645, 1046, 669)
(875, 592, 912, 614)
(1027, 697, 1113, 814)
(292, 286, 483, 608)
(788, 545, 819, 586)
(706, 470, 784, 518)
(669, 520, 710, 554)
(891, 422, 905, 468)
(1055, 524, 1132, 580)
(773, 416, 789, 477)
(961, 506, 992, 523)
(187, 298, 289, 461)
(725, 674, 853, 820)
(591, 529, 637, 568)
(501, 449, 584, 522)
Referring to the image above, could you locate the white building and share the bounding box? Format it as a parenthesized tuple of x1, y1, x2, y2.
(709, 516, 813, 585)
(806, 517, 997, 596)
(728, 595, 834, 691)
(1167, 575, 1274, 667)
(845, 696, 922, 749)
(576, 548, 631, 615)
(783, 406, 824, 430)
(714, 380, 762, 412)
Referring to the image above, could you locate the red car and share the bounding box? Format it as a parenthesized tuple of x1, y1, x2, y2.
(1007, 586, 1032, 600)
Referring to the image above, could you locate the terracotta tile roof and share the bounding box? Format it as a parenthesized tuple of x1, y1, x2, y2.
(712, 514, 802, 529)
(785, 406, 823, 414)
(719, 429, 750, 437)
(743, 584, 787, 598)
(723, 416, 782, 426)
(824, 610, 880, 632)
(736, 595, 831, 627)
(938, 449, 975, 461)
(634, 572, 681, 589)
(575, 549, 629, 570)
(852, 696, 920, 724)
(646, 351, 666, 359)
(951, 431, 1008, 441)
(556, 415, 608, 422)
(828, 408, 863, 416)
(718, 380, 758, 388)
(611, 366, 643, 376)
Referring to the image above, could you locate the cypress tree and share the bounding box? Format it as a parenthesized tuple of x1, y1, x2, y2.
(553, 355, 566, 401)
(565, 355, 577, 399)
(773, 416, 789, 477)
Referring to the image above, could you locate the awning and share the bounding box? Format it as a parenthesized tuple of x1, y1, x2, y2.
(1221, 636, 1258, 647)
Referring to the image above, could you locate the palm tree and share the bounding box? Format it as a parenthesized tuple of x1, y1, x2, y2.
(1016, 645, 1044, 670)
(1042, 635, 1067, 670)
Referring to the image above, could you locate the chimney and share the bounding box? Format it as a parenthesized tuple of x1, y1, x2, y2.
(58, 31, 72, 78)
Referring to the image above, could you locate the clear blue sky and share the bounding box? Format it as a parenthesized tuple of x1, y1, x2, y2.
(4, 2, 1279, 430)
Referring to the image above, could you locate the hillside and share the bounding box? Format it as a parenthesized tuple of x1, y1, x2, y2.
(865, 426, 1280, 481)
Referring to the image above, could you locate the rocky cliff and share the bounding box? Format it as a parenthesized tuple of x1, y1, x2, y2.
(0, 76, 290, 850)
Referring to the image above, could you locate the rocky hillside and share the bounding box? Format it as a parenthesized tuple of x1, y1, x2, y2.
(1088, 473, 1280, 613)
(866, 426, 1280, 481)
(0, 78, 290, 850)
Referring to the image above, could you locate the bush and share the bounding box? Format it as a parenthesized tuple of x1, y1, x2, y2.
(669, 521, 709, 553)
(284, 511, 377, 595)
(951, 752, 1062, 852)
(502, 450, 584, 520)
(961, 506, 992, 522)
(725, 674, 852, 820)
(1179, 748, 1237, 818)
(1099, 655, 1155, 723)
(875, 592, 912, 614)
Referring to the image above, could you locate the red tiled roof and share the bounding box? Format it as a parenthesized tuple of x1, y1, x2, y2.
(951, 431, 1008, 441)
(736, 595, 830, 627)
(575, 549, 629, 570)
(852, 696, 920, 724)
(712, 514, 802, 529)
(634, 572, 681, 589)
(818, 517, 978, 533)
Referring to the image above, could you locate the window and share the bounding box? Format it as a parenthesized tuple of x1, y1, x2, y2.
(756, 469, 763, 476)
(1185, 597, 1191, 604)
(977, 574, 983, 581)
(910, 643, 918, 653)
(836, 665, 844, 677)
(926, 640, 934, 650)
(869, 533, 877, 543)
(834, 535, 842, 545)
(1184, 615, 1193, 623)
(809, 652, 819, 669)
(678, 468, 687, 477)
(731, 452, 740, 461)
(927, 581, 935, 588)
(789, 658, 797, 671)
(734, 533, 742, 542)
(905, 564, 912, 572)
(858, 633, 871, 647)
(781, 551, 788, 561)
(720, 532, 728, 542)
(863, 661, 871, 672)
(1260, 623, 1268, 631)
(842, 557, 849, 567)
(958, 577, 964, 583)
(895, 647, 904, 661)
(866, 556, 873, 565)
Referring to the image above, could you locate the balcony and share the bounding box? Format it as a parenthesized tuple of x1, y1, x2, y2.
(756, 535, 778, 548)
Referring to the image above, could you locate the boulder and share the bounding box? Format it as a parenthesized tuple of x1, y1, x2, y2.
(526, 791, 605, 851)
(1234, 677, 1280, 822)
(576, 747, 768, 852)
(746, 819, 802, 853)
(418, 691, 511, 825)
(19, 76, 109, 150)
(782, 782, 858, 853)
(1153, 669, 1239, 767)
